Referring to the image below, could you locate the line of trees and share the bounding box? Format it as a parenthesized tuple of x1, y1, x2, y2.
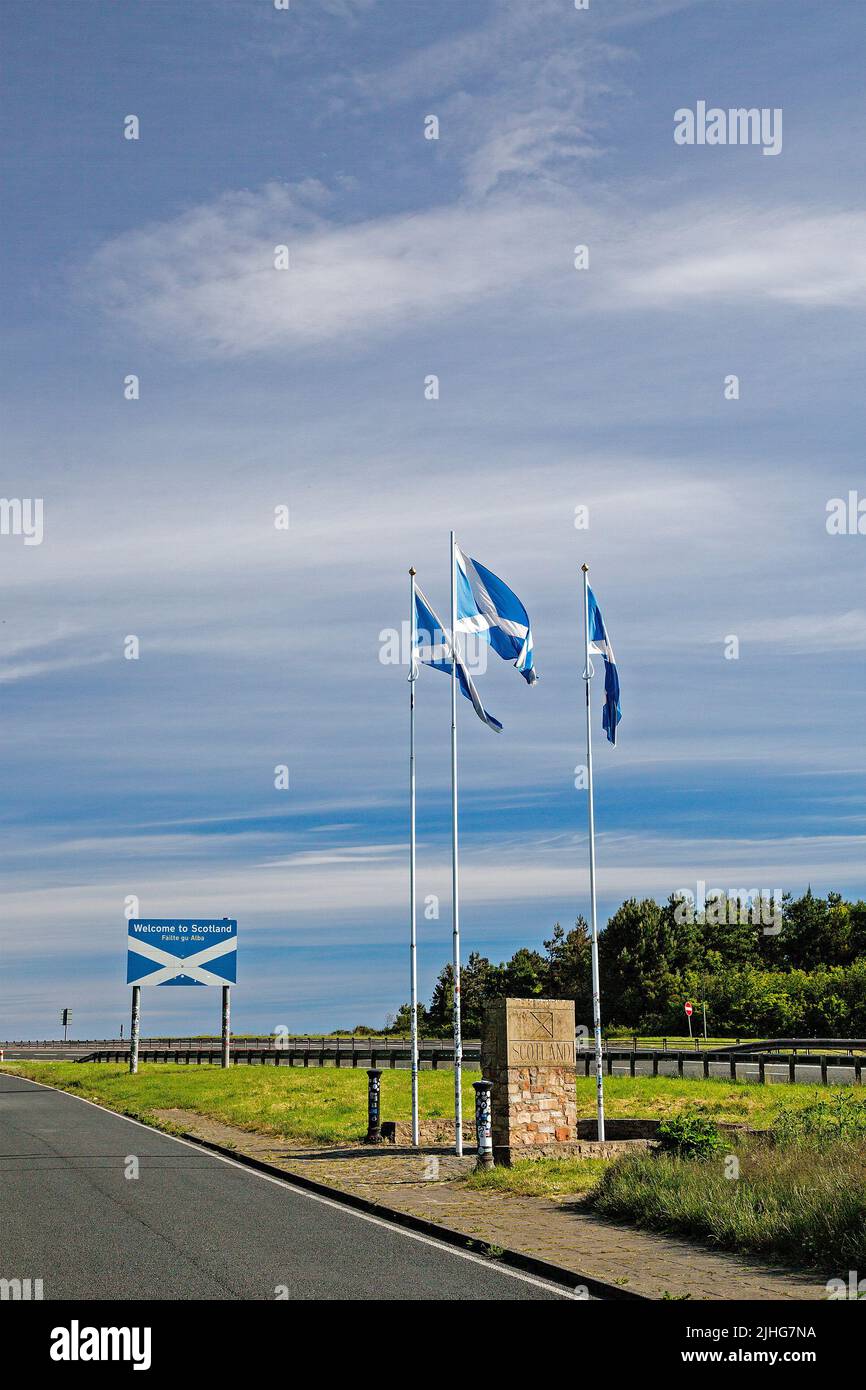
(390, 890, 866, 1037)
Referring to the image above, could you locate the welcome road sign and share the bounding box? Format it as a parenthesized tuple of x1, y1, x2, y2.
(127, 919, 237, 987)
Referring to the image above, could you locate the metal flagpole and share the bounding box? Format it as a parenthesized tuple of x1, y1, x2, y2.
(581, 562, 605, 1142)
(450, 530, 463, 1156)
(409, 568, 420, 1147)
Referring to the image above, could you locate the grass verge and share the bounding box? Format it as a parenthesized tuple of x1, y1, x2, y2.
(0, 1062, 475, 1145)
(1, 1062, 847, 1145)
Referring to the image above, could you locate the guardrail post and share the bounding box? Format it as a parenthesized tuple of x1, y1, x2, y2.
(365, 1068, 383, 1143)
(473, 1080, 494, 1170)
(677, 1052, 684, 1078)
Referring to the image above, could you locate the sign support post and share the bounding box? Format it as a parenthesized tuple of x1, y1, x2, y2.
(221, 985, 231, 1068)
(129, 986, 141, 1075)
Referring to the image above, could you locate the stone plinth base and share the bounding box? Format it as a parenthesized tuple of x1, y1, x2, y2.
(494, 1137, 656, 1164)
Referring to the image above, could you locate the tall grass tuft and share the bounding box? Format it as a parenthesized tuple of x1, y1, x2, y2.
(587, 1138, 866, 1271)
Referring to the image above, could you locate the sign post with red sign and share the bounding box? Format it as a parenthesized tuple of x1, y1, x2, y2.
(684, 1000, 693, 1039)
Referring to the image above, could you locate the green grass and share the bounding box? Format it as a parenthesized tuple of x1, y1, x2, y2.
(462, 1158, 608, 1198)
(1, 1062, 477, 1145)
(2, 1061, 846, 1147)
(586, 1139, 866, 1272)
(577, 1074, 834, 1127)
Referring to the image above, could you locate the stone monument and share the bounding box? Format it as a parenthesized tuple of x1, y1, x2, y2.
(481, 997, 577, 1166)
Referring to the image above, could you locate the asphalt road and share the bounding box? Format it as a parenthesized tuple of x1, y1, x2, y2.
(0, 1073, 571, 1301)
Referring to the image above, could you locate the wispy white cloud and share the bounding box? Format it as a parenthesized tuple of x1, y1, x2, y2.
(732, 609, 866, 653)
(1, 827, 861, 961)
(319, 0, 379, 16)
(621, 209, 866, 308)
(0, 652, 112, 685)
(79, 183, 866, 360)
(80, 184, 561, 357)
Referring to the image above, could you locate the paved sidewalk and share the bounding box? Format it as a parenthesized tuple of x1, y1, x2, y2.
(154, 1109, 827, 1301)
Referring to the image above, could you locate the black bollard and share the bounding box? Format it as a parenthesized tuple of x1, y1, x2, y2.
(473, 1079, 494, 1170)
(365, 1068, 383, 1143)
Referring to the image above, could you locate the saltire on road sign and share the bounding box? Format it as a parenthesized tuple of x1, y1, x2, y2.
(126, 920, 237, 986)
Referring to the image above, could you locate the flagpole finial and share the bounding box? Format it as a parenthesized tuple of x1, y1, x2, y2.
(581, 563, 589, 573)
(409, 567, 416, 576)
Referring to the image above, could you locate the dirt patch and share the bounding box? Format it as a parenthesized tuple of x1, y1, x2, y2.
(153, 1108, 309, 1161)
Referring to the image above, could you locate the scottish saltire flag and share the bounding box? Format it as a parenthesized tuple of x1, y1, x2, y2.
(455, 544, 537, 684)
(413, 585, 502, 732)
(127, 920, 238, 986)
(587, 585, 621, 745)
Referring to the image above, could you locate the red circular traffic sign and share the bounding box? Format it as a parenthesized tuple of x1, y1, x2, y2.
(684, 1002, 693, 1016)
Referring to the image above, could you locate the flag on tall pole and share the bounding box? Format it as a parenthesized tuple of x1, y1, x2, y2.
(413, 542, 536, 1156)
(455, 544, 537, 684)
(450, 532, 463, 1154)
(408, 568, 420, 1147)
(413, 584, 502, 732)
(587, 583, 621, 745)
(581, 564, 621, 1142)
(412, 569, 502, 1156)
(450, 537, 537, 1155)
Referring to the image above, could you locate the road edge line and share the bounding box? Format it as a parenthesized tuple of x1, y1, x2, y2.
(173, 1128, 647, 1301)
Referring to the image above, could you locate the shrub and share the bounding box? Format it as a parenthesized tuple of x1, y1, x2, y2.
(657, 1113, 723, 1158)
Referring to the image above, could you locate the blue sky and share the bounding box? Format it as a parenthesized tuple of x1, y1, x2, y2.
(1, 0, 864, 1038)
